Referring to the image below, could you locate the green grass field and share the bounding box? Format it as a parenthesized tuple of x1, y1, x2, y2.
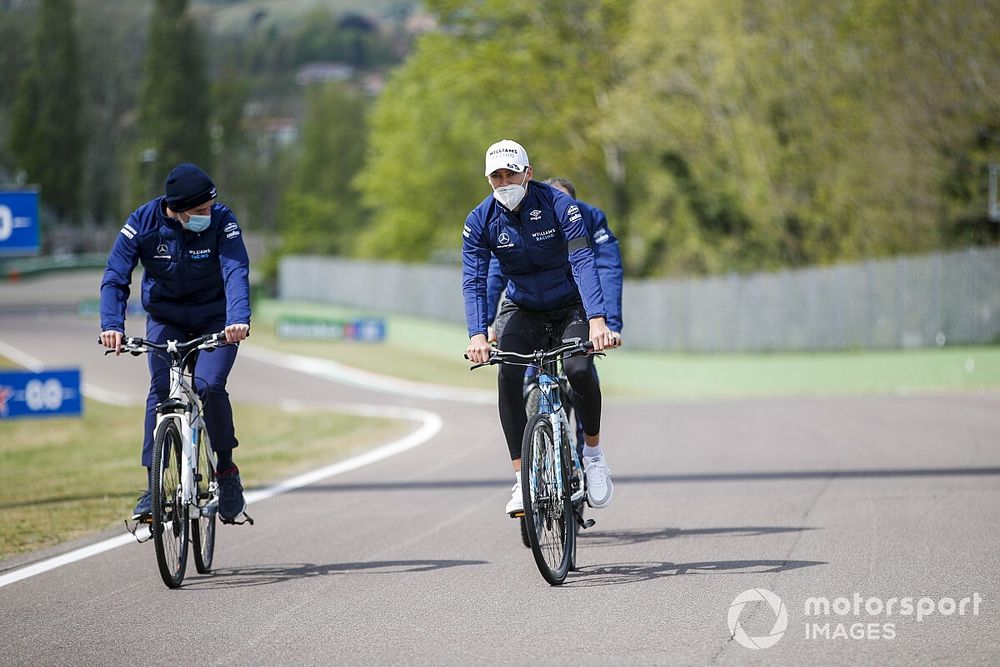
(253, 299, 1000, 400)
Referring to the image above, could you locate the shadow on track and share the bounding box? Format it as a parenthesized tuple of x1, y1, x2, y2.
(563, 559, 827, 588)
(577, 525, 817, 547)
(180, 559, 489, 590)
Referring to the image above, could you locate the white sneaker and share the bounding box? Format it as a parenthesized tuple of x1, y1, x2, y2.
(505, 479, 524, 516)
(584, 455, 614, 508)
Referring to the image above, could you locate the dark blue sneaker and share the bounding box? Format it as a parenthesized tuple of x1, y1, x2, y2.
(132, 490, 152, 518)
(218, 465, 246, 522)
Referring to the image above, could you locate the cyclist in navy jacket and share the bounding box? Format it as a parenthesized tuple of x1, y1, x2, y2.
(486, 177, 624, 459)
(99, 163, 250, 523)
(463, 140, 619, 516)
(486, 177, 623, 340)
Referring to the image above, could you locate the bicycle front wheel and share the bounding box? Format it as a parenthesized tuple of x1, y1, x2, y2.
(521, 413, 573, 585)
(152, 419, 189, 588)
(191, 437, 216, 574)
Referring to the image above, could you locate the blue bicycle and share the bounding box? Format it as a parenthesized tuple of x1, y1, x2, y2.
(471, 338, 599, 585)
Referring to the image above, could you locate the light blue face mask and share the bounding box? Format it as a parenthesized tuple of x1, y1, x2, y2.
(183, 214, 211, 233)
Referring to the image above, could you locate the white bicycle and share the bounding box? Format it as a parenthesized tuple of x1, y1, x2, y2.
(111, 332, 249, 588)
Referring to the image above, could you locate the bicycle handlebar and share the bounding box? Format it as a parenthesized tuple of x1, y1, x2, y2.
(100, 332, 233, 358)
(466, 338, 599, 371)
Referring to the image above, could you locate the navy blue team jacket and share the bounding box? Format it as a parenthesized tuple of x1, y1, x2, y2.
(100, 196, 251, 333)
(486, 197, 623, 333)
(462, 181, 606, 338)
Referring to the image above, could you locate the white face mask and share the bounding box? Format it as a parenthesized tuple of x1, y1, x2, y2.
(492, 172, 528, 210)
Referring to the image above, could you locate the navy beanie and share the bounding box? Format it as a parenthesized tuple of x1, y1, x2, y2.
(164, 163, 217, 212)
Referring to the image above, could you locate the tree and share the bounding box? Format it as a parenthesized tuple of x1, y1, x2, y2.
(9, 0, 84, 221)
(278, 82, 370, 256)
(133, 0, 211, 202)
(355, 0, 631, 262)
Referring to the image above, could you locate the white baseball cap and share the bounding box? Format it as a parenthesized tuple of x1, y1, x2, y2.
(484, 139, 530, 176)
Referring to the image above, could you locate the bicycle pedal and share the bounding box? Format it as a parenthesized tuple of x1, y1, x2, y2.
(221, 511, 254, 526)
(509, 511, 525, 519)
(123, 518, 154, 543)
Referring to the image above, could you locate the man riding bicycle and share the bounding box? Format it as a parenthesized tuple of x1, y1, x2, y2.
(98, 163, 251, 523)
(463, 140, 619, 517)
(485, 177, 624, 455)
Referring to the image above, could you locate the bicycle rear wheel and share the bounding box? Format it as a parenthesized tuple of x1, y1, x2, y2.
(521, 413, 573, 585)
(191, 436, 216, 574)
(152, 419, 189, 589)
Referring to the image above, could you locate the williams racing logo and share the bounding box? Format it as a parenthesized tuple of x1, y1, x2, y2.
(188, 248, 213, 261)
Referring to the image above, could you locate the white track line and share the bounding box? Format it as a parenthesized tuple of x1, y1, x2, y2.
(0, 339, 45, 371)
(0, 404, 441, 589)
(240, 345, 495, 404)
(0, 337, 450, 589)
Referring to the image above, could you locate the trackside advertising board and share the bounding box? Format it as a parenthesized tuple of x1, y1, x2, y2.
(0, 190, 40, 256)
(0, 368, 83, 419)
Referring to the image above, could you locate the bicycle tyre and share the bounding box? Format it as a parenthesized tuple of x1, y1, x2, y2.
(152, 419, 189, 588)
(521, 383, 540, 550)
(191, 435, 216, 574)
(521, 413, 573, 585)
(519, 516, 531, 548)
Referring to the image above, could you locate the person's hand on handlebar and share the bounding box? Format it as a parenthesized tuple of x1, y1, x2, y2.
(100, 330, 124, 356)
(588, 317, 619, 352)
(466, 333, 493, 364)
(224, 323, 250, 344)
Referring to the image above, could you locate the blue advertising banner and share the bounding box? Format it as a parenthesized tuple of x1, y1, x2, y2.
(276, 317, 387, 342)
(0, 190, 40, 256)
(0, 368, 83, 419)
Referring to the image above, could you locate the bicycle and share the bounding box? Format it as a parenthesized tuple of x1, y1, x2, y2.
(108, 332, 251, 588)
(469, 338, 600, 585)
(520, 336, 588, 549)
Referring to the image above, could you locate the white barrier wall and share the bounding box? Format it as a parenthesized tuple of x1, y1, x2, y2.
(278, 247, 1000, 352)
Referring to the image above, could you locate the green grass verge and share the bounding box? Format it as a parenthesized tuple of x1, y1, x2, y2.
(0, 398, 405, 561)
(254, 299, 1000, 400)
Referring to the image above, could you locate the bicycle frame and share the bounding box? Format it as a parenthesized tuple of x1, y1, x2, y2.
(155, 345, 215, 519)
(114, 334, 227, 532)
(534, 364, 585, 506)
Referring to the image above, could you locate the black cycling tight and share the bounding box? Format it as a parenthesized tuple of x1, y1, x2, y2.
(496, 304, 602, 461)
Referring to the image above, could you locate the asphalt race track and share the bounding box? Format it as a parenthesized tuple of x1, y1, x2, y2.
(1, 273, 998, 665)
